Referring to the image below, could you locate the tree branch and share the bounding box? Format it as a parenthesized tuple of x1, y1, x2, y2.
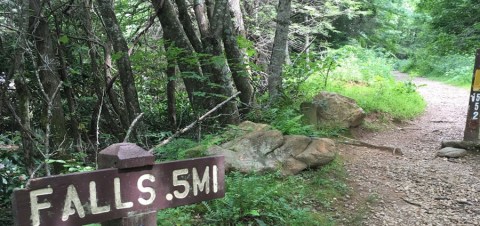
(148, 91, 241, 152)
(123, 113, 145, 142)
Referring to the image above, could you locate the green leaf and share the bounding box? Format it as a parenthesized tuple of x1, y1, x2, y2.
(248, 210, 260, 216)
(59, 35, 69, 44)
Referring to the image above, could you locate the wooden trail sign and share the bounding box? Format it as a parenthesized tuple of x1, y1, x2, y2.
(12, 143, 225, 226)
(464, 49, 480, 141)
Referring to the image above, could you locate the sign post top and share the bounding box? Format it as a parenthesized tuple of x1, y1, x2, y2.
(98, 143, 155, 169)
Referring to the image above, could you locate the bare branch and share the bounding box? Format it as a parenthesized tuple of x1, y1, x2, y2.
(149, 91, 241, 152)
(123, 113, 145, 143)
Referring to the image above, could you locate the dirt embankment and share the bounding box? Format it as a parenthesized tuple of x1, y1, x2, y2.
(339, 72, 480, 225)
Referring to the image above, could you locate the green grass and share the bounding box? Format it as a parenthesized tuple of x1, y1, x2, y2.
(297, 45, 426, 123)
(329, 80, 426, 121)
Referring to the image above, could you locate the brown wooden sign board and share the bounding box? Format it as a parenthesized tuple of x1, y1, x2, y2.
(12, 156, 225, 226)
(464, 49, 480, 141)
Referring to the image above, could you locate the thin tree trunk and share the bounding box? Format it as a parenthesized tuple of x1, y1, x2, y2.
(175, 0, 203, 53)
(223, 0, 254, 113)
(267, 0, 292, 103)
(80, 0, 124, 140)
(97, 0, 142, 126)
(51, 10, 82, 152)
(29, 0, 67, 146)
(194, 0, 211, 38)
(166, 60, 177, 131)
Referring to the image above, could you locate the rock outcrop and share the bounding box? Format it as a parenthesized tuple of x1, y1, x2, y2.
(207, 121, 336, 175)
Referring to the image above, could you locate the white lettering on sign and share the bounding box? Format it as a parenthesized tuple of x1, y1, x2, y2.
(62, 185, 85, 221)
(471, 93, 480, 120)
(173, 169, 190, 199)
(169, 165, 219, 200)
(114, 177, 133, 209)
(213, 165, 218, 193)
(30, 187, 53, 226)
(193, 167, 209, 196)
(89, 181, 111, 214)
(137, 174, 156, 205)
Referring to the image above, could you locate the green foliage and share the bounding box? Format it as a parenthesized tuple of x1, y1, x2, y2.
(248, 107, 319, 136)
(402, 52, 474, 87)
(0, 133, 26, 226)
(157, 157, 348, 225)
(329, 80, 425, 120)
(298, 45, 425, 121)
(154, 138, 200, 161)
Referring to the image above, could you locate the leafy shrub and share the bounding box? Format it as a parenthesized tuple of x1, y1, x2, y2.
(247, 105, 319, 136)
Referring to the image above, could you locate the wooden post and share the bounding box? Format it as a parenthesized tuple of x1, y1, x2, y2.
(98, 143, 157, 226)
(464, 49, 480, 141)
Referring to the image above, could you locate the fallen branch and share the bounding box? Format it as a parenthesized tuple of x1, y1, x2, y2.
(401, 197, 421, 207)
(441, 140, 480, 151)
(338, 136, 403, 156)
(148, 92, 241, 153)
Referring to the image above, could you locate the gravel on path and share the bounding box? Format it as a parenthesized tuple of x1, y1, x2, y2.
(339, 72, 480, 226)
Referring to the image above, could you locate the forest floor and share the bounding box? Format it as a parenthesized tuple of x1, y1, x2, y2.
(337, 71, 480, 225)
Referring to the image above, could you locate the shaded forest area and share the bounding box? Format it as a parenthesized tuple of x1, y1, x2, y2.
(1, 0, 479, 224)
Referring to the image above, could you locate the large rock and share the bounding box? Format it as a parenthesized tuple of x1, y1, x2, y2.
(437, 147, 467, 158)
(207, 121, 336, 175)
(301, 91, 366, 128)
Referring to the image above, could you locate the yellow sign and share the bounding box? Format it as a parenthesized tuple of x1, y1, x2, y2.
(474, 69, 480, 91)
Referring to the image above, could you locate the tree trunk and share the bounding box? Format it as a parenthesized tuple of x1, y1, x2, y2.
(194, 0, 211, 38)
(28, 0, 67, 146)
(51, 11, 82, 152)
(80, 0, 124, 141)
(151, 0, 207, 111)
(223, 0, 254, 113)
(175, 0, 203, 53)
(166, 60, 177, 131)
(96, 0, 142, 126)
(267, 0, 292, 103)
(202, 0, 240, 124)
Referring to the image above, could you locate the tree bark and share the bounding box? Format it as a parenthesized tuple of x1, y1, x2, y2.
(97, 0, 142, 126)
(194, 0, 211, 39)
(203, 0, 240, 124)
(166, 60, 177, 131)
(223, 0, 254, 113)
(151, 0, 207, 111)
(80, 0, 124, 140)
(174, 0, 203, 53)
(51, 8, 82, 152)
(28, 0, 67, 146)
(267, 0, 292, 103)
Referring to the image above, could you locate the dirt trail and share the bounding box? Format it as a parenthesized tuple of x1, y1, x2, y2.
(339, 72, 480, 225)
